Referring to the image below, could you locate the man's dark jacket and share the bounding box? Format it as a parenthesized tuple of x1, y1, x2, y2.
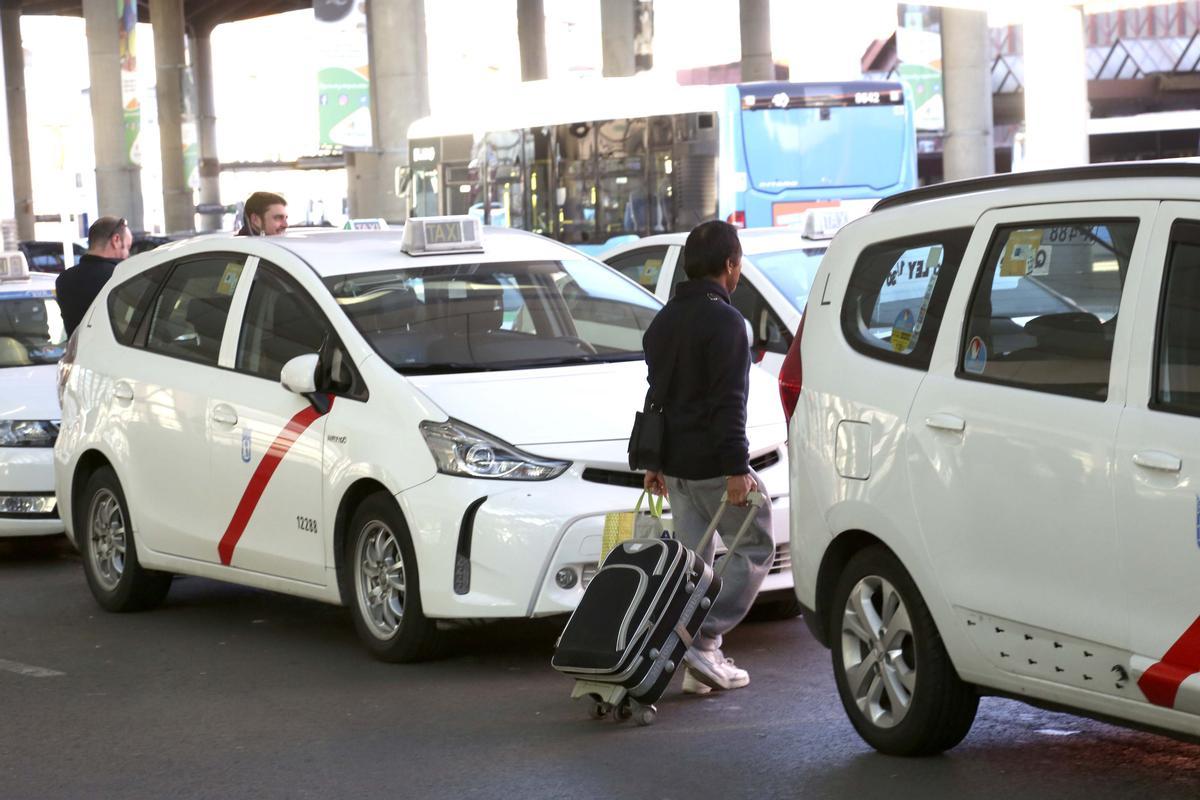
(56, 255, 118, 337)
(642, 279, 751, 480)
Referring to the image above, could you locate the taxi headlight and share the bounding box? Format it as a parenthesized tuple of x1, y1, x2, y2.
(419, 419, 570, 481)
(0, 420, 60, 448)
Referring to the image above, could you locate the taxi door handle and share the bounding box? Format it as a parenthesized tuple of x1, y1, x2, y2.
(1133, 450, 1182, 473)
(211, 404, 238, 426)
(113, 382, 134, 402)
(924, 413, 965, 433)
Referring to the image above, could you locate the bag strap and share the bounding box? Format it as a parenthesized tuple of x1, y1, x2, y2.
(632, 490, 664, 519)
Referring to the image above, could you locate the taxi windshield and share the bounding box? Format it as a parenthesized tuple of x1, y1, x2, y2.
(0, 291, 67, 368)
(325, 259, 661, 373)
(751, 247, 826, 312)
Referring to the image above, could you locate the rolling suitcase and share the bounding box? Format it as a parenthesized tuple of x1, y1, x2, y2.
(551, 491, 766, 726)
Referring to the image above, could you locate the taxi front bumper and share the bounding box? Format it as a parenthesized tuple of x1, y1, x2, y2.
(396, 462, 792, 619)
(0, 447, 64, 537)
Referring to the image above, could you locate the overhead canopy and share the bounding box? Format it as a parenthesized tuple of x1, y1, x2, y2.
(3, 0, 312, 34)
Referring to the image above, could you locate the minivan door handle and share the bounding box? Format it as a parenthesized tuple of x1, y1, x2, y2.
(113, 382, 134, 402)
(211, 404, 239, 426)
(1132, 450, 1182, 473)
(924, 413, 965, 433)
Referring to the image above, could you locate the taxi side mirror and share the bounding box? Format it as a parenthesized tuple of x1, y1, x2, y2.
(281, 353, 319, 395)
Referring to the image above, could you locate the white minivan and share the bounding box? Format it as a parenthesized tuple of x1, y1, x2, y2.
(785, 162, 1200, 754)
(55, 219, 793, 661)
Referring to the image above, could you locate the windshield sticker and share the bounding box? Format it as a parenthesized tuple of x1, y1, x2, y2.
(218, 262, 243, 295)
(1002, 230, 1044, 277)
(891, 309, 915, 353)
(964, 336, 988, 374)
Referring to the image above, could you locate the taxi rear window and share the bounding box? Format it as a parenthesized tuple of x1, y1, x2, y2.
(108, 264, 170, 345)
(0, 290, 66, 367)
(325, 259, 660, 373)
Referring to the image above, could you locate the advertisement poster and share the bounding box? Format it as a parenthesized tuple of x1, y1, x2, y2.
(315, 0, 372, 151)
(895, 26, 944, 131)
(118, 0, 141, 165)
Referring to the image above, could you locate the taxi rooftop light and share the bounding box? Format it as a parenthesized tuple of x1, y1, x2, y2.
(402, 215, 485, 256)
(0, 251, 29, 282)
(801, 208, 850, 240)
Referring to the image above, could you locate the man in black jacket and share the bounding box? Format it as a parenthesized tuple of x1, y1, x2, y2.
(642, 220, 774, 694)
(56, 216, 131, 337)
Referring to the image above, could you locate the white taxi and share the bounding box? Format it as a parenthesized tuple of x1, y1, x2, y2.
(1, 255, 66, 536)
(55, 219, 791, 661)
(601, 213, 842, 374)
(785, 162, 1200, 755)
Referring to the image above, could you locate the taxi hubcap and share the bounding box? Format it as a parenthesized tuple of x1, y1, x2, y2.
(840, 575, 916, 729)
(88, 489, 127, 592)
(355, 521, 407, 640)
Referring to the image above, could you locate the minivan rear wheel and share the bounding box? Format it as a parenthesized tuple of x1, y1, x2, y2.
(830, 546, 978, 756)
(343, 493, 439, 662)
(80, 466, 172, 612)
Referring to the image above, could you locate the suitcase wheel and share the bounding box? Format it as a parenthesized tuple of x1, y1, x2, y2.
(614, 696, 657, 726)
(586, 695, 614, 720)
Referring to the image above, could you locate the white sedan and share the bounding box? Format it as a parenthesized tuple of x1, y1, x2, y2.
(0, 260, 66, 536)
(602, 225, 832, 373)
(54, 218, 793, 660)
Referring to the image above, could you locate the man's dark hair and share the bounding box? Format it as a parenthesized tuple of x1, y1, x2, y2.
(244, 191, 286, 220)
(87, 215, 128, 249)
(683, 220, 741, 280)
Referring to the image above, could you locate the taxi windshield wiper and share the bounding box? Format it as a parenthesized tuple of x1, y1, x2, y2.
(495, 353, 645, 368)
(393, 362, 497, 375)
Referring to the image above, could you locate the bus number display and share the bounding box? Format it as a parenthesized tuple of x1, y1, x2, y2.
(854, 92, 882, 105)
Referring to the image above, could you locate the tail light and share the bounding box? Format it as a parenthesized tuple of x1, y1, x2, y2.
(726, 210, 745, 228)
(779, 309, 806, 422)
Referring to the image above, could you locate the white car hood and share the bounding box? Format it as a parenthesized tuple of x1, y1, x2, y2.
(406, 359, 786, 448)
(0, 364, 60, 420)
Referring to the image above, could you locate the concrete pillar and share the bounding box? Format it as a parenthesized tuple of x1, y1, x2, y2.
(190, 29, 221, 232)
(941, 8, 995, 180)
(350, 0, 429, 222)
(83, 0, 143, 229)
(739, 0, 772, 82)
(600, 0, 635, 78)
(634, 0, 653, 72)
(2, 7, 34, 241)
(517, 0, 547, 82)
(1021, 4, 1089, 171)
(151, 0, 192, 233)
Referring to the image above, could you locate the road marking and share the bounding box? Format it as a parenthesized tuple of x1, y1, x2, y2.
(0, 658, 65, 678)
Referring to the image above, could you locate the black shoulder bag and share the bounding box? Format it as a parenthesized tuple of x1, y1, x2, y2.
(627, 332, 682, 471)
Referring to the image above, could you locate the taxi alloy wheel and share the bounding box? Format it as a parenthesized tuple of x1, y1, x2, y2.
(344, 493, 439, 662)
(79, 466, 172, 613)
(830, 546, 978, 756)
(355, 521, 407, 639)
(88, 488, 126, 592)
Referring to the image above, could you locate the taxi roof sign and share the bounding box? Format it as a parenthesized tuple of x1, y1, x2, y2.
(801, 208, 850, 240)
(402, 216, 484, 256)
(0, 251, 29, 282)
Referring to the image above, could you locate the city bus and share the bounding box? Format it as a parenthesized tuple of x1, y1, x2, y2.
(405, 76, 916, 249)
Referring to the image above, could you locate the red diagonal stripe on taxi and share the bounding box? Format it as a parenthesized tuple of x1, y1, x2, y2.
(217, 398, 334, 566)
(1138, 616, 1200, 708)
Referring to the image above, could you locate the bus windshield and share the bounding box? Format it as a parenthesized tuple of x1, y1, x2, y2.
(740, 104, 909, 193)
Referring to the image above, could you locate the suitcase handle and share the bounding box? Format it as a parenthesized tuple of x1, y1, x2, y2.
(696, 490, 766, 579)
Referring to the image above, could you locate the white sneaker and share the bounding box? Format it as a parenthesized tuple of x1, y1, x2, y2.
(681, 667, 713, 695)
(684, 648, 750, 691)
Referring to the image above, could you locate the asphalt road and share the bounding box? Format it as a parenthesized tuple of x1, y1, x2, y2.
(3, 536, 1200, 800)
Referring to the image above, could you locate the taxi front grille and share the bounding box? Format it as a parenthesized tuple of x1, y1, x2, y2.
(581, 450, 781, 489)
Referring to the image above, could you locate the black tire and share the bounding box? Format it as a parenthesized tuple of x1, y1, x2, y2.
(79, 466, 172, 612)
(829, 546, 978, 756)
(341, 493, 439, 662)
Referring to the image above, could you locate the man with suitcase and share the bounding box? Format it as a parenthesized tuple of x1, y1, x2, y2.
(642, 219, 775, 694)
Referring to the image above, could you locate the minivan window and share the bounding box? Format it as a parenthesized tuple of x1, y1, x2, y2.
(960, 220, 1137, 401)
(841, 228, 973, 369)
(145, 257, 247, 367)
(1154, 220, 1200, 416)
(325, 259, 660, 373)
(108, 263, 170, 345)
